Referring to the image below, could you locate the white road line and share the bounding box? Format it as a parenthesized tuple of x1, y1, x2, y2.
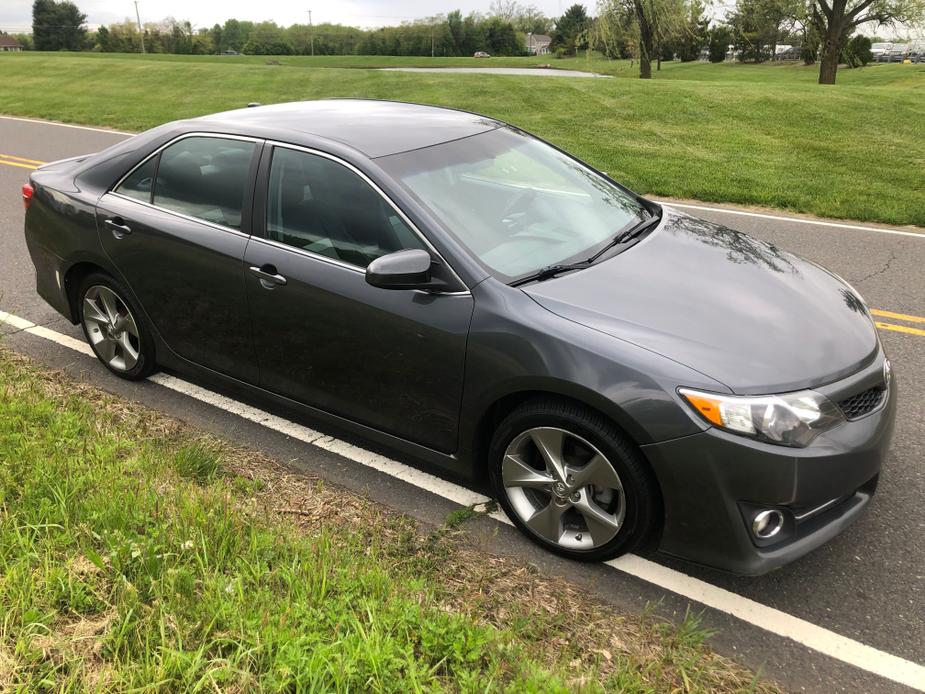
(608, 555, 925, 691)
(0, 114, 134, 137)
(662, 202, 925, 239)
(1, 309, 924, 692)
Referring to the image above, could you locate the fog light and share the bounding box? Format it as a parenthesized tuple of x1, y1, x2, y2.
(752, 509, 784, 539)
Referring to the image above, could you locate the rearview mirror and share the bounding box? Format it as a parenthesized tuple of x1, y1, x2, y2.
(366, 249, 434, 290)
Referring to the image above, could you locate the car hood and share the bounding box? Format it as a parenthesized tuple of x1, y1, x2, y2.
(524, 209, 879, 394)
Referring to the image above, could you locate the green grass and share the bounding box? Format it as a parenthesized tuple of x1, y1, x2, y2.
(0, 349, 778, 691)
(1, 52, 922, 226)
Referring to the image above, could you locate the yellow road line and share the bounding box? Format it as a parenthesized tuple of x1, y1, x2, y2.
(0, 159, 38, 170)
(0, 153, 45, 165)
(871, 308, 925, 324)
(876, 321, 925, 337)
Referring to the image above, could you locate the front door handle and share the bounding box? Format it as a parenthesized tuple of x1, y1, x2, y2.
(104, 217, 132, 238)
(249, 264, 287, 289)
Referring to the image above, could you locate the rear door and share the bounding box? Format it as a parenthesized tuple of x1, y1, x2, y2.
(96, 134, 262, 382)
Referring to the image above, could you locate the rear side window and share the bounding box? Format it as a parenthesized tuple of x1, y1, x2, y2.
(266, 147, 424, 268)
(116, 156, 157, 203)
(152, 137, 256, 230)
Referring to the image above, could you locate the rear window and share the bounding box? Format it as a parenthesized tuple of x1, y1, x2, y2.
(151, 137, 256, 230)
(115, 156, 156, 203)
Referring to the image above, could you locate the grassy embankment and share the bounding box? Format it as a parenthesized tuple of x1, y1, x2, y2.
(0, 348, 778, 691)
(0, 52, 922, 225)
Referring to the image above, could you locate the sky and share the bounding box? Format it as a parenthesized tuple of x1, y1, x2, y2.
(0, 0, 576, 32)
(2, 0, 919, 38)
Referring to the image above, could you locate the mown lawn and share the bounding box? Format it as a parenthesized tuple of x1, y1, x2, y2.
(0, 349, 776, 691)
(1, 52, 923, 226)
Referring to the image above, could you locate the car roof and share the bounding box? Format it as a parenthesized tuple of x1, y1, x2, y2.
(195, 99, 503, 159)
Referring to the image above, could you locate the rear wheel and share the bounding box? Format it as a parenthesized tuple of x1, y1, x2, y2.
(489, 398, 659, 562)
(78, 273, 156, 380)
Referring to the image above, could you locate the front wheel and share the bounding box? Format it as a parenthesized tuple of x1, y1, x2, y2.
(78, 273, 156, 381)
(489, 399, 660, 562)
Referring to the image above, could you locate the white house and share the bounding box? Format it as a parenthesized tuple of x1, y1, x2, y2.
(525, 33, 552, 55)
(0, 36, 23, 52)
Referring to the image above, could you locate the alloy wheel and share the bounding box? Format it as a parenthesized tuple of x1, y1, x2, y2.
(501, 426, 626, 551)
(82, 285, 141, 372)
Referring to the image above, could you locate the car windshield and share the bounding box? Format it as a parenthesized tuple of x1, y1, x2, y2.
(378, 127, 645, 282)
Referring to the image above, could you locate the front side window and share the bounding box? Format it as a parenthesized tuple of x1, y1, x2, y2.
(115, 155, 157, 203)
(266, 147, 424, 268)
(152, 137, 256, 230)
(378, 128, 645, 282)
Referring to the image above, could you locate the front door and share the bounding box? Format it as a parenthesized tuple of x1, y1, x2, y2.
(96, 134, 261, 382)
(244, 145, 473, 452)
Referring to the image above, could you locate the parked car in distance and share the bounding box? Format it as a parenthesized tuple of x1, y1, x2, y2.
(474, 51, 490, 58)
(22, 100, 896, 575)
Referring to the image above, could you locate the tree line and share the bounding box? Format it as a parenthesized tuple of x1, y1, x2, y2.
(19, 0, 925, 85)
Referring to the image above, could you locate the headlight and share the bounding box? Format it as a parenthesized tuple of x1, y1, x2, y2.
(679, 388, 845, 447)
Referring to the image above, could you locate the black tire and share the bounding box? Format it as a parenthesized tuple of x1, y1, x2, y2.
(77, 272, 157, 381)
(488, 397, 660, 562)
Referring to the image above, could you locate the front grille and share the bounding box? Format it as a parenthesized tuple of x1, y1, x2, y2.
(838, 385, 886, 420)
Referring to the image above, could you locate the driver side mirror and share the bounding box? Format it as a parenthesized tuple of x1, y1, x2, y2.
(366, 249, 436, 290)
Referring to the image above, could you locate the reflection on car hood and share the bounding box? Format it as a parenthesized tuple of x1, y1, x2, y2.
(524, 209, 879, 394)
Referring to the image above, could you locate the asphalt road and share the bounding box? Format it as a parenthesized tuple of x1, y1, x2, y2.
(2, 115, 923, 692)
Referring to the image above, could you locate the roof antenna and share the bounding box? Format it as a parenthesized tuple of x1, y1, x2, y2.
(247, 102, 261, 108)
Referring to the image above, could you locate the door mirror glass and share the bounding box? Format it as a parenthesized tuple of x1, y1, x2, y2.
(366, 249, 434, 290)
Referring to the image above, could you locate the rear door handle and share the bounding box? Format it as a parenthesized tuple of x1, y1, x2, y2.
(104, 217, 132, 238)
(249, 264, 287, 289)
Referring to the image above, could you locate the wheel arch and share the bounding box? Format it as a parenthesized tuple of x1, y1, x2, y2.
(468, 383, 655, 487)
(63, 260, 113, 323)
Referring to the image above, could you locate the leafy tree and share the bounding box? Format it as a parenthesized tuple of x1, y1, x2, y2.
(32, 0, 87, 51)
(483, 16, 522, 54)
(811, 0, 924, 83)
(243, 22, 292, 55)
(728, 0, 799, 62)
(841, 32, 872, 66)
(592, 2, 635, 58)
(94, 21, 143, 52)
(554, 4, 591, 54)
(13, 32, 35, 50)
(515, 6, 554, 33)
(799, 14, 822, 63)
(708, 24, 732, 61)
(674, 0, 709, 61)
(221, 19, 254, 53)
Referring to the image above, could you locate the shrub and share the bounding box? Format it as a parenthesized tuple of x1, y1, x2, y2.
(842, 34, 873, 68)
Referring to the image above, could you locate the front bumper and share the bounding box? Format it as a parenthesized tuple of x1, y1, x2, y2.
(642, 356, 896, 575)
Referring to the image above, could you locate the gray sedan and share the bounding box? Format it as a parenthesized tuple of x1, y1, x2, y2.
(23, 100, 895, 574)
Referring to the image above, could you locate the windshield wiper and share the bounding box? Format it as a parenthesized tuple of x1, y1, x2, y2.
(510, 262, 591, 287)
(585, 210, 662, 264)
(510, 209, 662, 287)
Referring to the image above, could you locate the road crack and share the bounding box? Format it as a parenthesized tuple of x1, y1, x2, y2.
(854, 248, 897, 285)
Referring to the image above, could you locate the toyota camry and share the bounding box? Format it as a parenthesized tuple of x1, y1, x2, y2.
(23, 100, 896, 574)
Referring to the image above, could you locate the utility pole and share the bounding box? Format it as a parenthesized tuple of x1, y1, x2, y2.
(308, 10, 314, 56)
(134, 0, 145, 54)
(431, 20, 435, 57)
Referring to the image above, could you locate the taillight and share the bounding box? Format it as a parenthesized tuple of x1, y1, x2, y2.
(22, 183, 34, 210)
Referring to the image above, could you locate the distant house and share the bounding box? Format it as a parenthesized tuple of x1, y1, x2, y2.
(0, 35, 23, 52)
(525, 33, 552, 55)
